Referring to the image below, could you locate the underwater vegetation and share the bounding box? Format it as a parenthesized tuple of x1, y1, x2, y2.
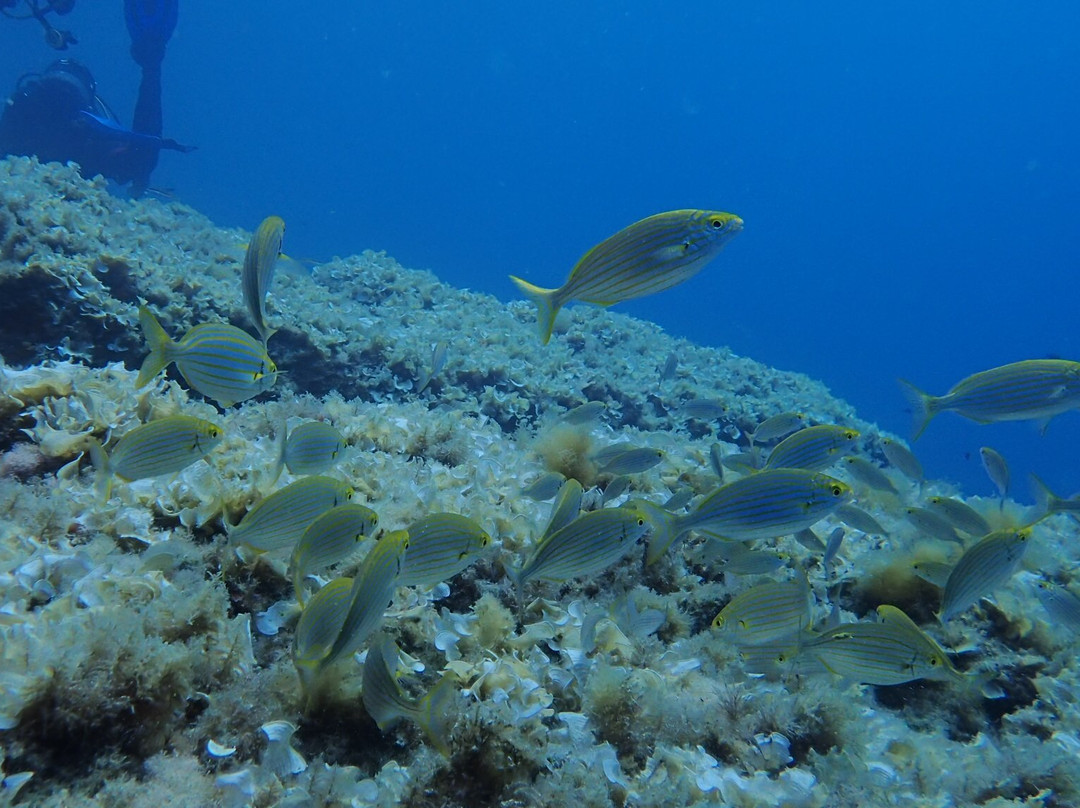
(1, 157, 1080, 807)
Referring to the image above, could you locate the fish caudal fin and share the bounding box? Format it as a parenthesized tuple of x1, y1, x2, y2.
(136, 305, 175, 388)
(509, 275, 560, 345)
(897, 378, 936, 440)
(84, 436, 113, 502)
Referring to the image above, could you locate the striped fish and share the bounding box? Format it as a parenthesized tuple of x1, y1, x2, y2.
(979, 447, 1010, 501)
(242, 215, 285, 344)
(899, 359, 1080, 439)
(521, 472, 566, 501)
(881, 437, 924, 483)
(763, 425, 860, 472)
(700, 540, 788, 576)
(396, 513, 490, 587)
(592, 445, 664, 475)
(835, 504, 887, 536)
(711, 577, 812, 644)
(1035, 581, 1080, 634)
(282, 420, 345, 476)
(290, 503, 379, 603)
(840, 456, 898, 494)
(230, 476, 354, 553)
(750, 412, 808, 446)
(510, 209, 742, 344)
(904, 506, 963, 544)
(804, 608, 964, 686)
(925, 496, 991, 538)
(362, 638, 455, 757)
(642, 469, 852, 564)
(938, 527, 1031, 622)
(88, 414, 222, 491)
(293, 576, 353, 678)
(317, 529, 410, 672)
(509, 507, 649, 590)
(136, 306, 277, 407)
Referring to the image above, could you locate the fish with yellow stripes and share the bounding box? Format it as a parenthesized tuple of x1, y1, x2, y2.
(510, 209, 742, 344)
(136, 305, 277, 407)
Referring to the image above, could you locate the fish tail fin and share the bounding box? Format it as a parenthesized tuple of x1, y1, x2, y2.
(1029, 473, 1060, 520)
(897, 378, 937, 440)
(84, 436, 112, 502)
(136, 305, 175, 388)
(509, 275, 560, 345)
(271, 418, 288, 484)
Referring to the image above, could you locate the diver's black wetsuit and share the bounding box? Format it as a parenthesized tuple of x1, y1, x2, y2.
(0, 0, 186, 193)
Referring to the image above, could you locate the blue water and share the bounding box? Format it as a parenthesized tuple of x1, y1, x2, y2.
(3, 2, 1079, 498)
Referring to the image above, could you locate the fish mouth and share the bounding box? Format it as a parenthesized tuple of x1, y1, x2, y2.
(730, 216, 744, 231)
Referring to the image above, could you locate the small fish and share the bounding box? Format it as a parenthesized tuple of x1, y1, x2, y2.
(912, 560, 953, 588)
(663, 487, 695, 511)
(721, 452, 760, 475)
(85, 415, 223, 499)
(362, 637, 455, 757)
(904, 507, 963, 544)
(290, 503, 379, 603)
(510, 209, 743, 344)
(823, 527, 846, 567)
(835, 504, 888, 536)
(840, 456, 898, 494)
(682, 398, 728, 421)
(708, 444, 725, 480)
(292, 576, 353, 679)
(711, 577, 812, 645)
(415, 341, 448, 394)
(242, 215, 286, 344)
(641, 469, 852, 564)
(925, 496, 991, 538)
(899, 359, 1080, 439)
(750, 412, 807, 446)
(804, 606, 965, 686)
(1034, 580, 1080, 634)
(303, 529, 410, 677)
(396, 513, 490, 587)
(508, 508, 650, 591)
(521, 472, 566, 501)
(701, 541, 787, 576)
(136, 306, 277, 407)
(560, 401, 606, 424)
(979, 447, 1010, 501)
(880, 438, 924, 483)
(592, 445, 664, 475)
(658, 352, 679, 384)
(937, 527, 1032, 622)
(763, 425, 860, 472)
(280, 420, 346, 477)
(792, 527, 826, 553)
(230, 476, 355, 553)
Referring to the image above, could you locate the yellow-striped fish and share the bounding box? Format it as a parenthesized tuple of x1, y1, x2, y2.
(592, 445, 664, 475)
(750, 412, 808, 447)
(396, 513, 490, 587)
(900, 359, 1080, 439)
(711, 577, 812, 645)
(804, 607, 964, 686)
(290, 503, 379, 603)
(230, 476, 354, 553)
(362, 637, 455, 757)
(1035, 580, 1080, 634)
(316, 529, 409, 673)
(937, 527, 1031, 622)
(924, 496, 991, 538)
(293, 576, 353, 678)
(281, 420, 345, 477)
(509, 508, 649, 591)
(86, 414, 223, 499)
(763, 425, 860, 472)
(510, 209, 742, 344)
(880, 437, 924, 483)
(136, 306, 277, 407)
(641, 469, 852, 564)
(242, 215, 286, 344)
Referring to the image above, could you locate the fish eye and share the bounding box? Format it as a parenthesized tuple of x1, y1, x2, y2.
(711, 218, 724, 229)
(637, 518, 646, 527)
(929, 656, 940, 666)
(831, 485, 844, 497)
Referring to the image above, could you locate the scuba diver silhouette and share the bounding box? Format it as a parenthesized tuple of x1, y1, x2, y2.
(0, 0, 192, 194)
